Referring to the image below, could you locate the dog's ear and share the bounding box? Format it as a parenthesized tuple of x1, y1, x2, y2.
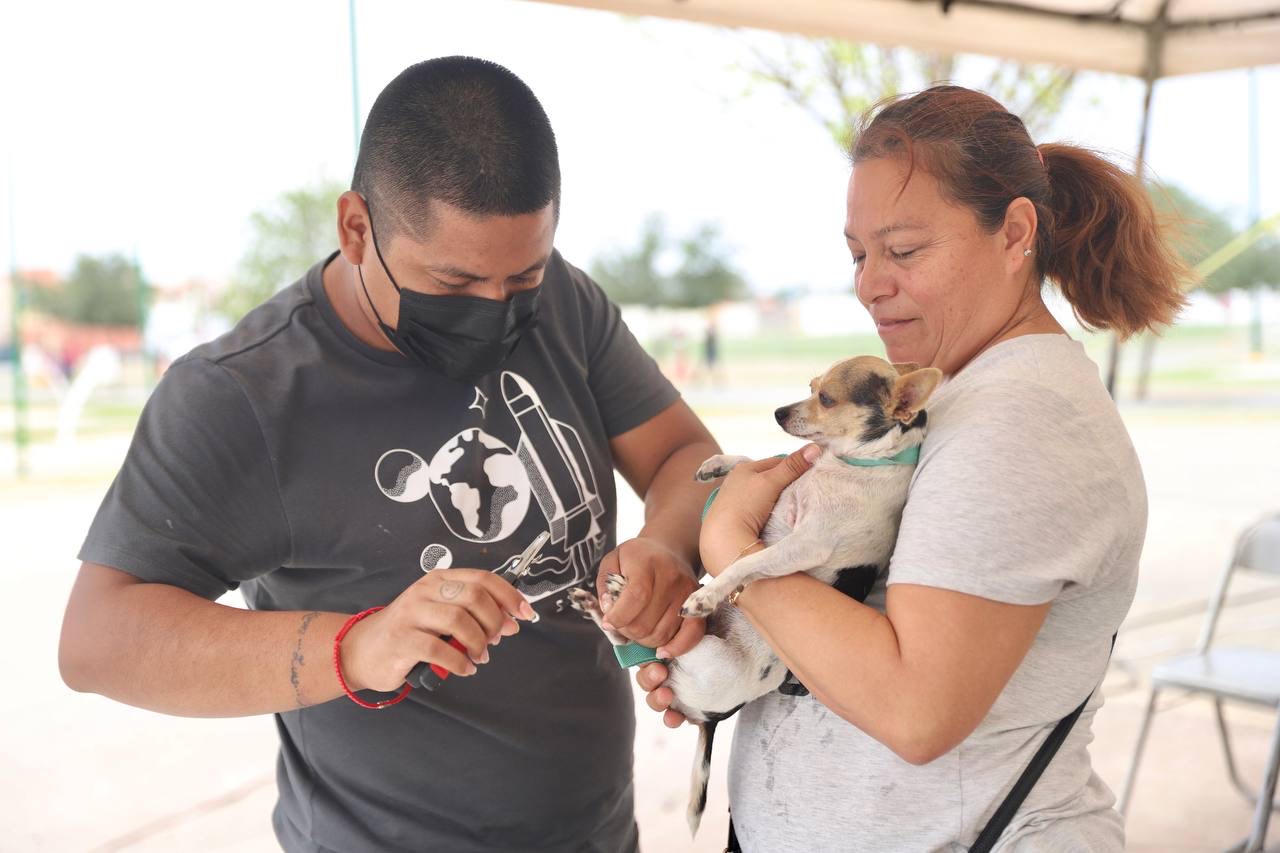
(891, 361, 921, 376)
(890, 367, 943, 422)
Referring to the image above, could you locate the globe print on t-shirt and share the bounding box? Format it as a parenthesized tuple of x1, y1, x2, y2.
(372, 370, 605, 607)
(425, 429, 530, 542)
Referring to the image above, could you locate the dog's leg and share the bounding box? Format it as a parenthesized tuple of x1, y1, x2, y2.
(567, 581, 629, 646)
(681, 532, 835, 617)
(694, 454, 752, 482)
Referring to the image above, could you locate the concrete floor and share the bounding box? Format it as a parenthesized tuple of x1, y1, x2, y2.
(5, 392, 1279, 852)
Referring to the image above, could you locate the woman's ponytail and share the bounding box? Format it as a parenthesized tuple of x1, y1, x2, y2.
(1039, 144, 1192, 338)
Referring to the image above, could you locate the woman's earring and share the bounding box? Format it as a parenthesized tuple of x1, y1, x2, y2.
(1023, 248, 1033, 257)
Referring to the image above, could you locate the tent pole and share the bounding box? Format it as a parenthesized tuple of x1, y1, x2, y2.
(6, 153, 28, 478)
(1247, 67, 1263, 358)
(1110, 2, 1167, 399)
(349, 0, 361, 161)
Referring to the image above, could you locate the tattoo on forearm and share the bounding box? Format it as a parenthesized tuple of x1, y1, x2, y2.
(440, 580, 463, 600)
(290, 611, 321, 709)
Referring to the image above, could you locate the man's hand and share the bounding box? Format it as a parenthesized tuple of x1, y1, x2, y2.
(341, 569, 535, 692)
(597, 537, 704, 656)
(635, 661, 688, 728)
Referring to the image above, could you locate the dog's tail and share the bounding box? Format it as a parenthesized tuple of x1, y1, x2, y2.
(687, 719, 718, 837)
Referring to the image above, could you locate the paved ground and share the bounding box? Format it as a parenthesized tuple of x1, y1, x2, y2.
(4, 385, 1279, 851)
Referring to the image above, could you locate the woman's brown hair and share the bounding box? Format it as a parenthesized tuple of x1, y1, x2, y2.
(851, 85, 1190, 338)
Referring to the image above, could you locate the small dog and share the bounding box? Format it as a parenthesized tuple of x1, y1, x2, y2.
(571, 355, 941, 835)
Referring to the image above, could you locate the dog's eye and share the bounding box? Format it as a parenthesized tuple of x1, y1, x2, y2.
(818, 392, 836, 408)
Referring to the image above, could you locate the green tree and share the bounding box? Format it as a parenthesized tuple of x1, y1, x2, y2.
(670, 224, 749, 308)
(743, 39, 1077, 153)
(26, 253, 148, 326)
(589, 216, 669, 307)
(219, 179, 344, 321)
(1151, 183, 1280, 294)
(589, 217, 749, 307)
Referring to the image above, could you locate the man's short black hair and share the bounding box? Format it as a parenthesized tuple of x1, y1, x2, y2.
(352, 56, 560, 239)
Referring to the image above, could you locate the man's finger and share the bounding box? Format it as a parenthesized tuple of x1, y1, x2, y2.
(645, 685, 674, 713)
(663, 709, 687, 728)
(635, 661, 669, 691)
(656, 614, 705, 659)
(602, 566, 653, 629)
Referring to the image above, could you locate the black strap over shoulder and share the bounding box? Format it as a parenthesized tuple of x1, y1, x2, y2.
(969, 634, 1117, 853)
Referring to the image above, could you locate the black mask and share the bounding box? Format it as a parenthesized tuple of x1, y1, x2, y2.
(356, 211, 540, 384)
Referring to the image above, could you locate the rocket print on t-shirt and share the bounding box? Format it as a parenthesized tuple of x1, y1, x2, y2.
(372, 370, 605, 606)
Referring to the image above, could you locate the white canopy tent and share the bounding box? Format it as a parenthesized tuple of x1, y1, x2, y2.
(531, 1, 1280, 79)
(529, 0, 1280, 393)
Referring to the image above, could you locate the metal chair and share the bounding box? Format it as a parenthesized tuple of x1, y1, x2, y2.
(1118, 512, 1280, 853)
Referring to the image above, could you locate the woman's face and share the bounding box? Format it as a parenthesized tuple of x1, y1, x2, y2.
(845, 157, 1035, 376)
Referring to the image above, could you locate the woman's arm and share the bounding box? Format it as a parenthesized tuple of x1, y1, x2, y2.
(640, 445, 1050, 764)
(732, 575, 1049, 764)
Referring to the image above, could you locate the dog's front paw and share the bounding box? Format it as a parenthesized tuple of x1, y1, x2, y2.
(603, 572, 627, 601)
(680, 587, 722, 619)
(695, 456, 734, 482)
(567, 587, 600, 614)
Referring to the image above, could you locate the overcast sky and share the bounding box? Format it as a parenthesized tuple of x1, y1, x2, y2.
(3, 0, 1277, 295)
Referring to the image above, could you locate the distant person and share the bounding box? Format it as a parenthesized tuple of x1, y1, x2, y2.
(59, 56, 718, 853)
(639, 85, 1189, 851)
(700, 314, 722, 386)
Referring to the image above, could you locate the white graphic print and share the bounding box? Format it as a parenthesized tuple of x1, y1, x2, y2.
(374, 371, 606, 604)
(426, 429, 530, 542)
(501, 371, 605, 598)
(374, 449, 432, 503)
(419, 544, 454, 572)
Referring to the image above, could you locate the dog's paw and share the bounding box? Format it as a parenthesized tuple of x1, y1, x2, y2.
(567, 587, 600, 614)
(695, 457, 733, 482)
(680, 587, 721, 619)
(604, 572, 628, 600)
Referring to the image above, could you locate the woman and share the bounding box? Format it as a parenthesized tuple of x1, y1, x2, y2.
(639, 85, 1189, 850)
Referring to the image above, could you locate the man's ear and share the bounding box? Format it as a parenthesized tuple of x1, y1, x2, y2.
(891, 367, 943, 422)
(336, 191, 371, 267)
(892, 362, 921, 375)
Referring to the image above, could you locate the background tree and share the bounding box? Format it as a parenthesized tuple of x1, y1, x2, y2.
(218, 179, 344, 321)
(590, 216, 749, 307)
(742, 39, 1077, 153)
(26, 253, 149, 326)
(589, 215, 669, 307)
(1152, 183, 1280, 295)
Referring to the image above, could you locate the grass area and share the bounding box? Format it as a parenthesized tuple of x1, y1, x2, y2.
(721, 332, 885, 363)
(1, 323, 1275, 448)
(1, 400, 144, 443)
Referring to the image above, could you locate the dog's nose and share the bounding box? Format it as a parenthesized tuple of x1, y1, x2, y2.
(774, 406, 790, 424)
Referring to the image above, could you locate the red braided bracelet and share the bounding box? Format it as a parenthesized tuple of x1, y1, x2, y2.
(333, 606, 411, 710)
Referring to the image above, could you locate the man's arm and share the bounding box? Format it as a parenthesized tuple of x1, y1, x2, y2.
(59, 562, 532, 717)
(599, 399, 720, 654)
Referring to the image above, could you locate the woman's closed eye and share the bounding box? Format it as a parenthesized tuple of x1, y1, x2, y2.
(889, 247, 919, 260)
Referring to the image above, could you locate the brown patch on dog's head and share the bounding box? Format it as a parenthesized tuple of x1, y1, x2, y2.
(775, 356, 942, 451)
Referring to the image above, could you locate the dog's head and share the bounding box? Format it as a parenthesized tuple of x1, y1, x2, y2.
(774, 356, 943, 459)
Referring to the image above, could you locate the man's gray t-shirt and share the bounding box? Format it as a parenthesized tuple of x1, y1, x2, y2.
(729, 335, 1144, 852)
(80, 251, 680, 852)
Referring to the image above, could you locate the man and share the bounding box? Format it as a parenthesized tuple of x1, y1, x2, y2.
(59, 56, 716, 852)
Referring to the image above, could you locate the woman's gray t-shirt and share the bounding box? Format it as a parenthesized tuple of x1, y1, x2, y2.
(728, 334, 1144, 852)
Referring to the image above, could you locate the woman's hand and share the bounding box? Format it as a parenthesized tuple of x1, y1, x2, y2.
(699, 444, 819, 576)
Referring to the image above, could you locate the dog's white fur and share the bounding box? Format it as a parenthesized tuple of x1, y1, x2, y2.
(571, 355, 942, 836)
